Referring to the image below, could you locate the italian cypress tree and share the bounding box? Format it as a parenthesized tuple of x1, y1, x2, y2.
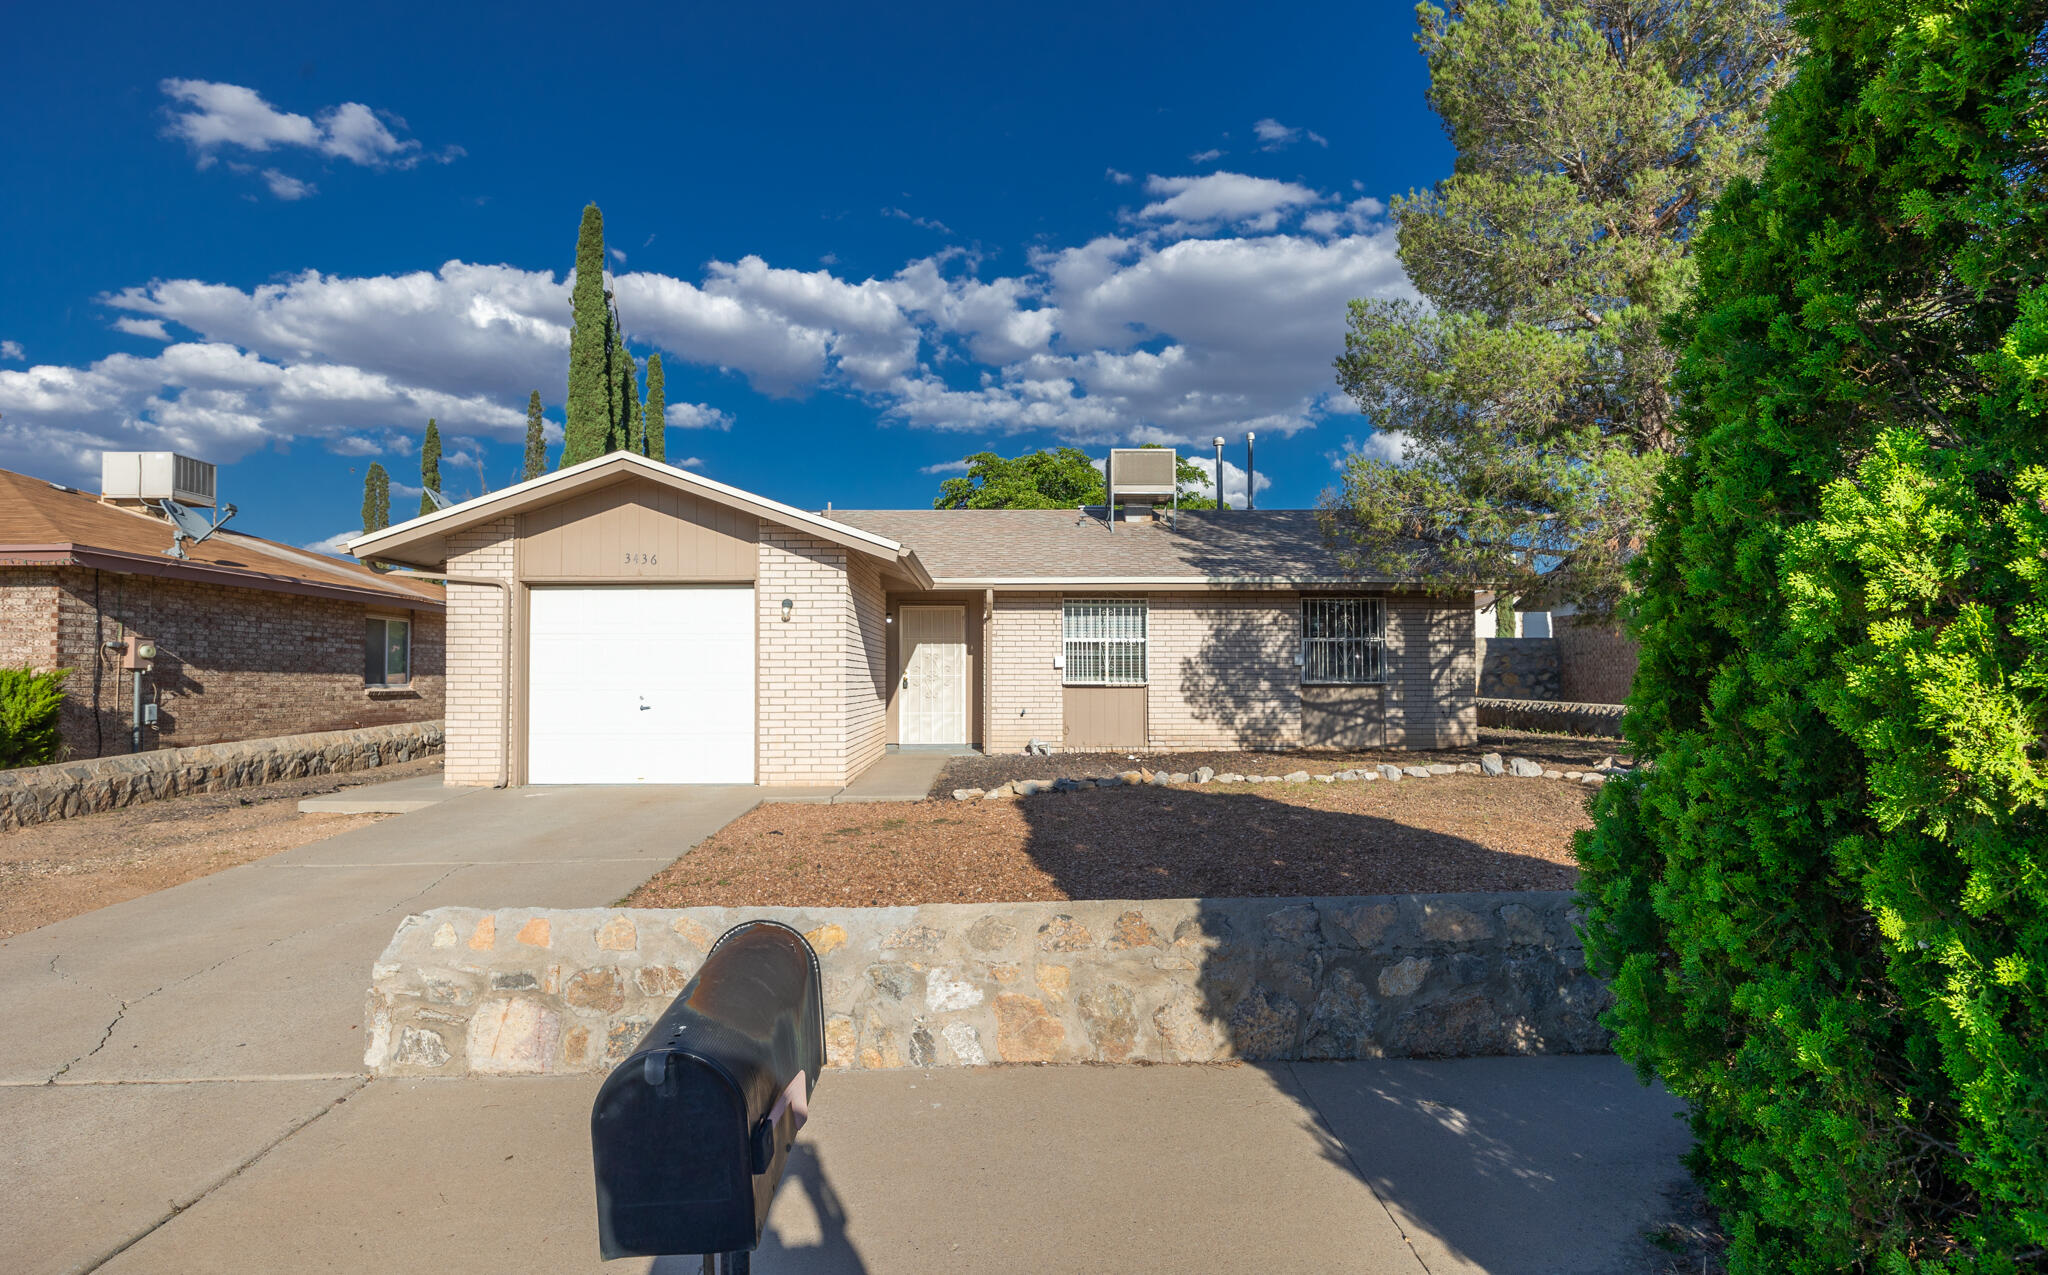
(418, 418, 441, 515)
(1577, 2, 2048, 1269)
(612, 336, 641, 456)
(644, 353, 666, 462)
(361, 463, 390, 533)
(560, 204, 612, 467)
(522, 390, 547, 479)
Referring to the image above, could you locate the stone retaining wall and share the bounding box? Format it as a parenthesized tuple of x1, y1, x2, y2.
(0, 720, 444, 830)
(1476, 697, 1625, 739)
(1476, 636, 1562, 700)
(365, 892, 1608, 1077)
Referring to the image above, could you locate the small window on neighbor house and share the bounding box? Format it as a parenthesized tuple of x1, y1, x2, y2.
(365, 617, 410, 686)
(1302, 597, 1386, 685)
(1063, 599, 1147, 686)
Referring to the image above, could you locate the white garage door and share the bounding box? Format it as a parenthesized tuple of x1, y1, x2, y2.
(527, 586, 754, 784)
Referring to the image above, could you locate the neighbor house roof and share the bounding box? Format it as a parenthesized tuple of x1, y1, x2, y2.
(0, 468, 444, 610)
(351, 452, 934, 588)
(828, 508, 1394, 589)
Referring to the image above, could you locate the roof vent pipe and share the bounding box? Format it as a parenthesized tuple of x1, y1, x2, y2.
(1245, 432, 1257, 511)
(1212, 436, 1225, 508)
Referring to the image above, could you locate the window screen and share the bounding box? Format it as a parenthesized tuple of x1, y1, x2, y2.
(1063, 599, 1147, 686)
(365, 617, 411, 686)
(1301, 597, 1386, 685)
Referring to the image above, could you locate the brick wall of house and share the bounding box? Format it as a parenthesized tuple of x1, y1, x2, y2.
(0, 566, 444, 761)
(980, 589, 1476, 755)
(444, 518, 516, 785)
(845, 555, 888, 781)
(759, 527, 861, 785)
(1150, 591, 1304, 749)
(986, 592, 1063, 753)
(0, 569, 61, 672)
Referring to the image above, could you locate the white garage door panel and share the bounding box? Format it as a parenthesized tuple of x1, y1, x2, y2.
(528, 586, 754, 784)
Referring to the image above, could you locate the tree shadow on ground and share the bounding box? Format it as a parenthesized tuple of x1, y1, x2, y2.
(649, 1143, 868, 1274)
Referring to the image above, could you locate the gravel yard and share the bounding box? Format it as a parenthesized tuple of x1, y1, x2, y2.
(0, 757, 442, 938)
(929, 728, 1629, 798)
(624, 773, 1594, 909)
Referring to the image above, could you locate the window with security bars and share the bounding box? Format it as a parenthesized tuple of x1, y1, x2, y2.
(1301, 597, 1386, 684)
(1063, 599, 1147, 685)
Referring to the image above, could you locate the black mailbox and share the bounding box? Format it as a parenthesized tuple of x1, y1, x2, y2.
(591, 919, 824, 1262)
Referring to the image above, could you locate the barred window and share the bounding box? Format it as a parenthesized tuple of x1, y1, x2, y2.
(1063, 599, 1147, 686)
(1301, 597, 1386, 685)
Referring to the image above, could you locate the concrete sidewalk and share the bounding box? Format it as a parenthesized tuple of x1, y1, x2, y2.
(0, 783, 769, 1275)
(825, 749, 962, 803)
(77, 1058, 1691, 1275)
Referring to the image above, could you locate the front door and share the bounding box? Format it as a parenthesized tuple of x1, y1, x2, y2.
(899, 605, 967, 746)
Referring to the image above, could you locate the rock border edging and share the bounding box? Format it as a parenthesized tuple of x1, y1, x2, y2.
(949, 751, 1630, 802)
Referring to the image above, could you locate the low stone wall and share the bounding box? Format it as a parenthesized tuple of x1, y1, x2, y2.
(0, 720, 444, 830)
(1476, 698, 1624, 739)
(365, 892, 1609, 1077)
(1477, 636, 1562, 700)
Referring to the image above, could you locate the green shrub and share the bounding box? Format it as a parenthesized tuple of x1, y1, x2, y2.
(0, 668, 69, 769)
(1575, 2, 2048, 1271)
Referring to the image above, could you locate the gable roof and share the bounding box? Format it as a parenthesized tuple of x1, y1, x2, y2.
(828, 508, 1392, 588)
(350, 452, 933, 587)
(0, 468, 444, 610)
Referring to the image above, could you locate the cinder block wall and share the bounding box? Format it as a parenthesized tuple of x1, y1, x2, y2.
(986, 592, 1062, 753)
(444, 517, 515, 785)
(2, 565, 444, 762)
(1384, 594, 1478, 748)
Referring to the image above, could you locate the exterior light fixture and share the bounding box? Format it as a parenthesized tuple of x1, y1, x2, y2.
(781, 597, 794, 622)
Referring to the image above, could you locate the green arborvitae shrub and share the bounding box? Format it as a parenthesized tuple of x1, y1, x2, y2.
(0, 668, 69, 768)
(1576, 2, 2048, 1271)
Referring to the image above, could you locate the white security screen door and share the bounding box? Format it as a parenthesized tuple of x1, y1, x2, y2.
(527, 586, 754, 784)
(899, 605, 967, 746)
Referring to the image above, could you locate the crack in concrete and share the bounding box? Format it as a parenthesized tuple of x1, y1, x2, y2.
(1283, 1060, 1436, 1275)
(76, 1074, 370, 1274)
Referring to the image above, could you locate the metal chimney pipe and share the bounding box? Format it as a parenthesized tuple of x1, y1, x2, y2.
(1245, 432, 1257, 510)
(1212, 436, 1225, 508)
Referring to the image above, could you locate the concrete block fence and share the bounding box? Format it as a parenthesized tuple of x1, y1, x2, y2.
(365, 892, 1610, 1078)
(0, 720, 442, 830)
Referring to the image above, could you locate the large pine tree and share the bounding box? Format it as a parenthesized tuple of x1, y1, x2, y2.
(644, 353, 666, 462)
(560, 204, 612, 467)
(418, 418, 441, 515)
(522, 390, 547, 479)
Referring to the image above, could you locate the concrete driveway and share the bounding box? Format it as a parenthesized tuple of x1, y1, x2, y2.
(0, 783, 769, 1275)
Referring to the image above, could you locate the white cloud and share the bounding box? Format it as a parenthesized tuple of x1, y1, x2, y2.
(1177, 452, 1273, 508)
(1188, 148, 1224, 164)
(670, 456, 705, 468)
(113, 317, 171, 341)
(1252, 118, 1326, 151)
(1137, 173, 1322, 233)
(305, 530, 359, 555)
(1334, 430, 1414, 467)
(1, 171, 1413, 495)
(159, 79, 445, 199)
(609, 247, 627, 264)
(1105, 168, 1133, 185)
(262, 169, 314, 200)
(0, 340, 22, 360)
(920, 459, 971, 474)
(883, 207, 954, 235)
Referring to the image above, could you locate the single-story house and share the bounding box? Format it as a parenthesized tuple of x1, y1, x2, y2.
(349, 451, 1477, 788)
(0, 461, 445, 760)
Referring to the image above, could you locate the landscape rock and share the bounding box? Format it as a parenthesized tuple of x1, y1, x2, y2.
(1508, 757, 1544, 778)
(1455, 762, 1481, 774)
(1283, 770, 1311, 783)
(1194, 766, 1215, 783)
(1402, 766, 1431, 779)
(1051, 778, 1084, 793)
(1378, 764, 1403, 781)
(1480, 752, 1506, 776)
(1543, 770, 1562, 780)
(952, 788, 984, 801)
(1167, 772, 1190, 784)
(1424, 764, 1455, 776)
(1216, 772, 1243, 783)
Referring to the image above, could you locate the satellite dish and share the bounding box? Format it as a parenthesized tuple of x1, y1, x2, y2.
(156, 498, 237, 559)
(423, 488, 452, 511)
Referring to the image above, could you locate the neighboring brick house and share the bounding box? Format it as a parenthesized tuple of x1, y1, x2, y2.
(0, 466, 445, 760)
(353, 452, 1478, 789)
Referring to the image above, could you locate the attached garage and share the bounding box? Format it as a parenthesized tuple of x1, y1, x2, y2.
(526, 585, 754, 784)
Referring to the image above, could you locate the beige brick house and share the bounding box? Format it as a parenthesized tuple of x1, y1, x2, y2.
(351, 452, 1477, 788)
(0, 465, 445, 760)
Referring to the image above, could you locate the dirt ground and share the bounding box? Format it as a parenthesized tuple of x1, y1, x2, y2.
(627, 774, 1593, 909)
(0, 757, 443, 939)
(931, 727, 1628, 797)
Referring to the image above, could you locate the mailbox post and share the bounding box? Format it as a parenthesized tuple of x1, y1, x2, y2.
(591, 920, 824, 1271)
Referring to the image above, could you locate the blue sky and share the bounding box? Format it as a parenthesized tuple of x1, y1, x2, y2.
(0, 0, 1448, 553)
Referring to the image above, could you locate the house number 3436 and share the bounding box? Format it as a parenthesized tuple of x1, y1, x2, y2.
(624, 552, 658, 565)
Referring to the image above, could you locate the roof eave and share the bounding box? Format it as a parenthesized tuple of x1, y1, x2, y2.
(0, 542, 445, 610)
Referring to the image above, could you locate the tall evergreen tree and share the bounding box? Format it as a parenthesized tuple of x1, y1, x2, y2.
(418, 418, 441, 515)
(522, 390, 547, 479)
(1324, 0, 1795, 617)
(1578, 1, 2048, 1268)
(644, 353, 666, 462)
(560, 204, 612, 467)
(361, 463, 390, 533)
(612, 335, 641, 455)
